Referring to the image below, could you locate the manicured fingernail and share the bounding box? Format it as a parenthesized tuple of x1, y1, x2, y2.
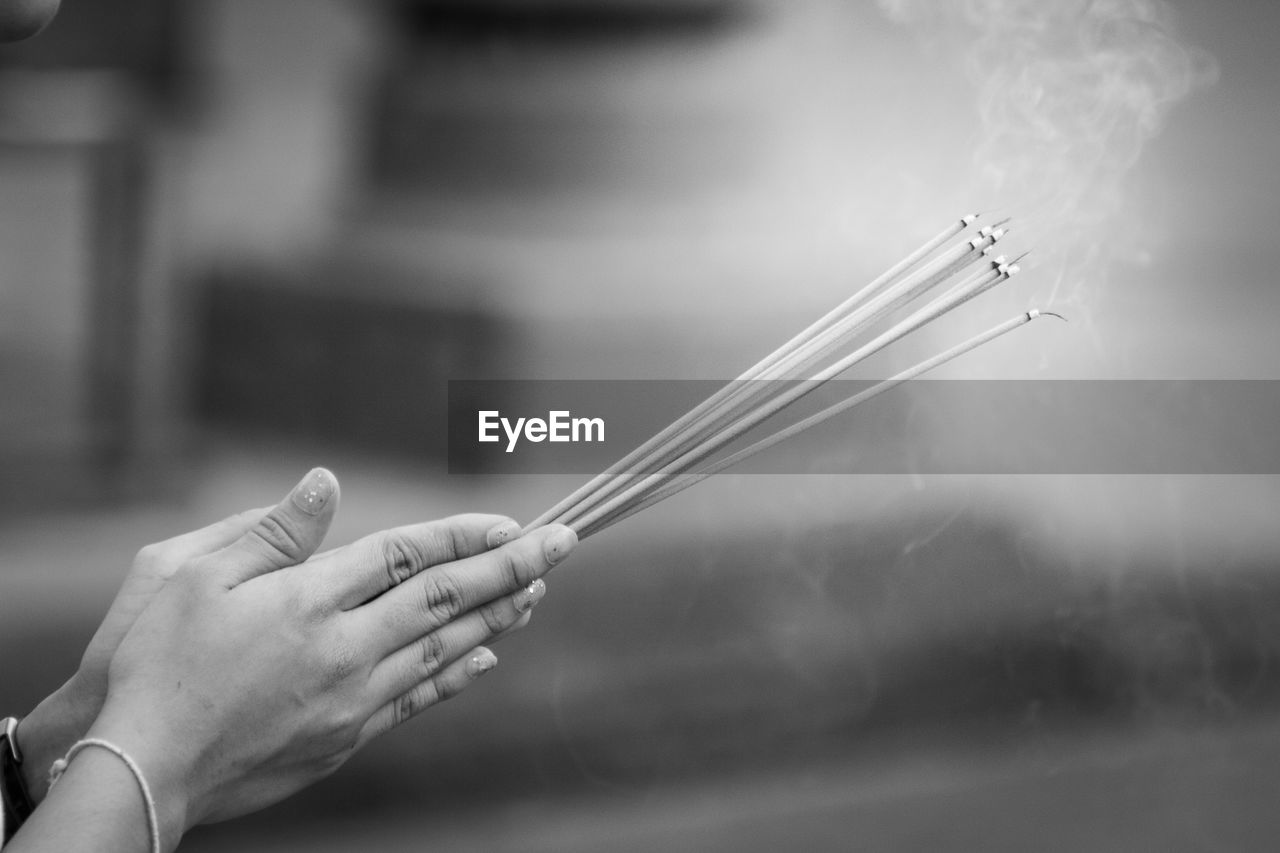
(467, 649, 497, 677)
(486, 520, 521, 549)
(543, 526, 578, 565)
(290, 468, 335, 516)
(514, 578, 547, 613)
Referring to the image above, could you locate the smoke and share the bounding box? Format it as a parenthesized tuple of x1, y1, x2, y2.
(877, 0, 1217, 308)
(874, 1, 1228, 722)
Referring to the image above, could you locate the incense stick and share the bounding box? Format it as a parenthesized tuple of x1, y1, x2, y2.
(557, 261, 1022, 531)
(556, 248, 1016, 530)
(538, 228, 1009, 531)
(576, 309, 1060, 537)
(525, 213, 1058, 539)
(524, 214, 982, 532)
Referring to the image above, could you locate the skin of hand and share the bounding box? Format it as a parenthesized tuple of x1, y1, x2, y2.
(75, 468, 573, 849)
(15, 504, 279, 802)
(0, 0, 60, 42)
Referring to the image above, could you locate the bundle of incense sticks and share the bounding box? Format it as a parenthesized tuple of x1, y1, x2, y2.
(526, 214, 1061, 539)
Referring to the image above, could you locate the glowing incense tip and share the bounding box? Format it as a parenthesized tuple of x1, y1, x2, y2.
(979, 225, 994, 238)
(991, 227, 1006, 241)
(962, 213, 979, 226)
(969, 236, 985, 250)
(1007, 264, 1021, 275)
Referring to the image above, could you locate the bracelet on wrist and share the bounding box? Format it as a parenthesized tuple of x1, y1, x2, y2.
(49, 738, 162, 853)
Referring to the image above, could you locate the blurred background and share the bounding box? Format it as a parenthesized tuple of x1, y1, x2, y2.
(3, 0, 1280, 849)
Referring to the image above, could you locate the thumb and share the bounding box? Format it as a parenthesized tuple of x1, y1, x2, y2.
(212, 467, 340, 586)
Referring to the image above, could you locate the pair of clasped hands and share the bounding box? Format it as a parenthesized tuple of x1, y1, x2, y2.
(12, 469, 575, 851)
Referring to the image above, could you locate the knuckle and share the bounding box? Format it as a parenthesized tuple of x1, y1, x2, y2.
(135, 543, 185, 580)
(419, 632, 446, 677)
(324, 640, 360, 684)
(380, 532, 428, 588)
(478, 601, 510, 636)
(252, 511, 308, 561)
(395, 682, 440, 727)
(133, 542, 166, 569)
(419, 571, 466, 624)
(394, 692, 415, 727)
(299, 583, 331, 620)
(451, 525, 472, 562)
(379, 522, 469, 589)
(495, 546, 531, 591)
(438, 518, 468, 562)
(325, 702, 363, 739)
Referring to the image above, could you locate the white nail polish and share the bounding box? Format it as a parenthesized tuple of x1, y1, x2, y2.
(467, 650, 498, 677)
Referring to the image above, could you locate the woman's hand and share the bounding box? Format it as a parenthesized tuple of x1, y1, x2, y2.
(15, 493, 292, 803)
(83, 470, 572, 847)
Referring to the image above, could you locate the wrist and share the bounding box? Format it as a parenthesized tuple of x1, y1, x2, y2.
(14, 675, 99, 805)
(85, 705, 194, 851)
(2, 716, 35, 843)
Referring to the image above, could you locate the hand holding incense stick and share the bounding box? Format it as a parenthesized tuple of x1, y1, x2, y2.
(526, 215, 1059, 539)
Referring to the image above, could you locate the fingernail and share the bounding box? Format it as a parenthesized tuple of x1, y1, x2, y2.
(485, 520, 521, 549)
(467, 649, 497, 677)
(290, 468, 335, 516)
(543, 525, 578, 566)
(514, 578, 547, 613)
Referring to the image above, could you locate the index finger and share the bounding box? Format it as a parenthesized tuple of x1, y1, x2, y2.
(315, 513, 520, 609)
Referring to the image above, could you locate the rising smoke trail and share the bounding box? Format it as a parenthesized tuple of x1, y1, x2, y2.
(877, 0, 1217, 309)
(878, 0, 1234, 718)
